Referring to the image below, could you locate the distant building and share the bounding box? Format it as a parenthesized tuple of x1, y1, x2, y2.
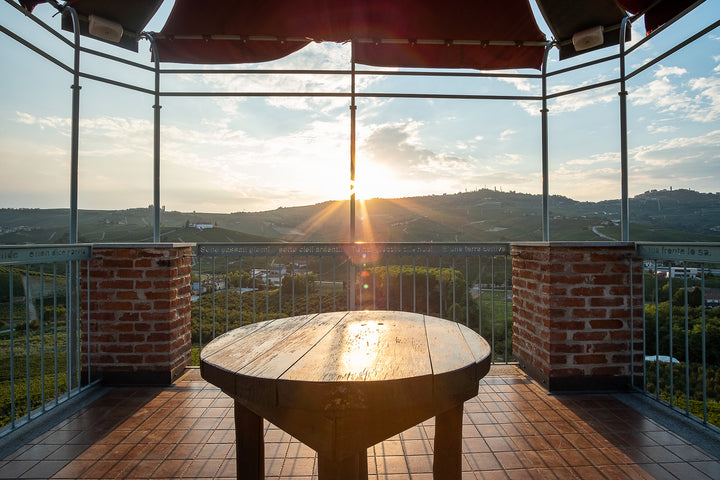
(190, 220, 214, 230)
(707, 292, 720, 308)
(645, 355, 680, 364)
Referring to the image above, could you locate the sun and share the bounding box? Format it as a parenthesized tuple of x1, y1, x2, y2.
(352, 162, 397, 201)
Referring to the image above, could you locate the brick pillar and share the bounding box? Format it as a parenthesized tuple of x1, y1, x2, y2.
(511, 242, 643, 391)
(81, 244, 193, 385)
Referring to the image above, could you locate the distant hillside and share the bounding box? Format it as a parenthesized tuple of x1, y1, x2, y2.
(1, 188, 719, 244)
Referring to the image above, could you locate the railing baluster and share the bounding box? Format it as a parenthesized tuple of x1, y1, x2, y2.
(53, 263, 58, 406)
(504, 256, 509, 363)
(491, 257, 496, 361)
(10, 265, 15, 429)
(701, 266, 707, 423)
(684, 263, 690, 414)
(25, 265, 31, 420)
(412, 256, 417, 313)
(40, 264, 45, 412)
(225, 256, 229, 332)
(464, 256, 469, 328)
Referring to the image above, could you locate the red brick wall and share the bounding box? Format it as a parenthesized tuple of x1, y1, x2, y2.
(512, 243, 644, 390)
(81, 245, 193, 384)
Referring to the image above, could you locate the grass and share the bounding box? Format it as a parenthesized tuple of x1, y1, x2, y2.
(0, 322, 72, 429)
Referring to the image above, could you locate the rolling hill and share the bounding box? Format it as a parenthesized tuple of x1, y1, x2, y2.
(1, 188, 718, 244)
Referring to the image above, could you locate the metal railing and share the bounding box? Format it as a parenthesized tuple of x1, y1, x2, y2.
(637, 242, 720, 430)
(0, 244, 93, 436)
(193, 242, 513, 363)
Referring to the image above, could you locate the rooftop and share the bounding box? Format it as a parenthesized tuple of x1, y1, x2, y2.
(2, 365, 719, 480)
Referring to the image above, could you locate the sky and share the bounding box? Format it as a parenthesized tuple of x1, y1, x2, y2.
(1, 0, 719, 214)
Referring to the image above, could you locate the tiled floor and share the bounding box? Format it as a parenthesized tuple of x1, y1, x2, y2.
(2, 365, 720, 479)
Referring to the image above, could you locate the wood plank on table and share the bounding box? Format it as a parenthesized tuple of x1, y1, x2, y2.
(424, 315, 489, 410)
(200, 320, 279, 391)
(239, 310, 349, 379)
(423, 315, 475, 375)
(281, 310, 431, 383)
(201, 314, 317, 394)
(458, 323, 492, 364)
(200, 319, 276, 361)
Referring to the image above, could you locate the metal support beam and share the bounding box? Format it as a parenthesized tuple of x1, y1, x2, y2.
(541, 43, 553, 242)
(619, 17, 631, 241)
(67, 5, 81, 390)
(145, 33, 162, 242)
(69, 7, 80, 244)
(349, 43, 357, 310)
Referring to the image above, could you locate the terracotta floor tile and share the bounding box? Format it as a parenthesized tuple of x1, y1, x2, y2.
(0, 460, 35, 479)
(50, 459, 94, 479)
(46, 444, 91, 461)
(16, 460, 65, 479)
(494, 451, 524, 470)
(180, 458, 224, 478)
(12, 444, 60, 461)
(279, 456, 315, 476)
(375, 455, 409, 475)
(148, 458, 188, 478)
(375, 440, 404, 456)
(406, 454, 433, 473)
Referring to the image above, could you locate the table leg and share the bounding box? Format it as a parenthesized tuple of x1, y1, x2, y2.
(318, 449, 367, 480)
(433, 404, 463, 480)
(234, 399, 264, 480)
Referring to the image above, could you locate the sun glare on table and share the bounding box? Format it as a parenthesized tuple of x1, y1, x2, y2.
(341, 320, 385, 379)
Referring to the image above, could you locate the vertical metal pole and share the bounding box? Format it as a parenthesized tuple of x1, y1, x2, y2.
(350, 43, 357, 243)
(541, 43, 553, 242)
(145, 34, 162, 242)
(349, 43, 357, 310)
(69, 7, 80, 244)
(68, 7, 81, 390)
(619, 17, 631, 241)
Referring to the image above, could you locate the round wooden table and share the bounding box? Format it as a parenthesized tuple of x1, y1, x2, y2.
(200, 310, 491, 480)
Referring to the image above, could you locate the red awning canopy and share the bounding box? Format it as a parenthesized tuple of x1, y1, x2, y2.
(536, 0, 701, 60)
(18, 0, 704, 69)
(153, 0, 548, 70)
(618, 0, 700, 33)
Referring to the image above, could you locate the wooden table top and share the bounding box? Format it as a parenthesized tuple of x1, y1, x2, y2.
(201, 310, 490, 411)
(201, 310, 492, 477)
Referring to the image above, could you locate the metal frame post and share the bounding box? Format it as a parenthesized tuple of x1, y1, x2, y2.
(145, 33, 162, 242)
(619, 17, 631, 241)
(541, 43, 553, 242)
(67, 5, 81, 389)
(349, 42, 357, 309)
(68, 6, 81, 243)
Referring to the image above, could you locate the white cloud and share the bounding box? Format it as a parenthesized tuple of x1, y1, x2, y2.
(646, 124, 678, 134)
(631, 76, 692, 112)
(687, 76, 720, 122)
(516, 84, 616, 116)
(16, 112, 70, 132)
(496, 74, 535, 92)
(632, 129, 720, 168)
(566, 152, 619, 166)
(499, 129, 516, 141)
(361, 121, 461, 175)
(654, 65, 687, 78)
